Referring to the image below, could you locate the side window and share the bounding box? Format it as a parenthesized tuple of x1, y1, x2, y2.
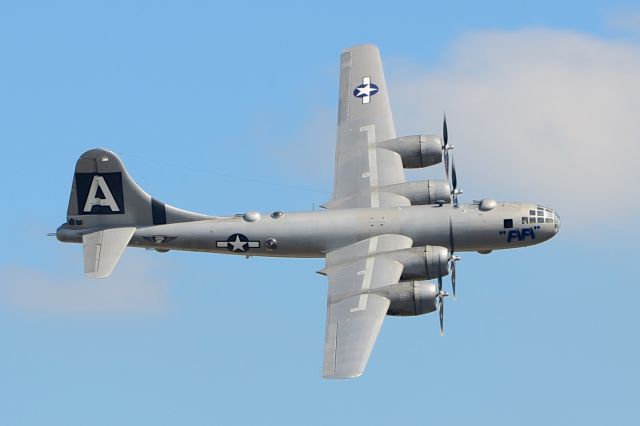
(522, 217, 528, 224)
(503, 219, 513, 228)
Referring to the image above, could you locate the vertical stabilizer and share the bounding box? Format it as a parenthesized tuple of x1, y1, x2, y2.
(61, 148, 209, 232)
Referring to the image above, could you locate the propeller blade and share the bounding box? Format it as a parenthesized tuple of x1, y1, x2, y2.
(439, 300, 445, 336)
(444, 155, 449, 183)
(449, 219, 458, 298)
(451, 260, 457, 299)
(437, 289, 448, 336)
(451, 155, 459, 204)
(449, 219, 455, 253)
(443, 115, 450, 182)
(452, 156, 458, 191)
(443, 115, 448, 146)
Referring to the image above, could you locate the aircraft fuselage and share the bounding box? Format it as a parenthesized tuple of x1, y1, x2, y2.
(58, 201, 560, 257)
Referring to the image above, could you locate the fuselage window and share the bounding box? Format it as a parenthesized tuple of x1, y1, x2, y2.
(504, 219, 513, 228)
(545, 218, 553, 223)
(529, 210, 536, 215)
(537, 217, 544, 223)
(522, 217, 528, 224)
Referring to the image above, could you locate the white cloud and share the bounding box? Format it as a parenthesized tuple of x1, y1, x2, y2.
(608, 9, 640, 34)
(0, 252, 171, 318)
(268, 106, 336, 187)
(390, 29, 640, 231)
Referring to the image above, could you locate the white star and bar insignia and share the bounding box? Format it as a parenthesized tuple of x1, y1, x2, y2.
(353, 76, 379, 104)
(216, 233, 260, 252)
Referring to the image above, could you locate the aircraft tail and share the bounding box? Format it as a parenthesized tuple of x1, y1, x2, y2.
(57, 148, 209, 277)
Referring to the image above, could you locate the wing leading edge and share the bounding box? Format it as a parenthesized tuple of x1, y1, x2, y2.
(326, 44, 408, 209)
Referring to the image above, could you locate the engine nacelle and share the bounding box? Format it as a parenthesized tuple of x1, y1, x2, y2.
(385, 245, 450, 281)
(377, 135, 442, 169)
(381, 180, 451, 205)
(381, 281, 439, 316)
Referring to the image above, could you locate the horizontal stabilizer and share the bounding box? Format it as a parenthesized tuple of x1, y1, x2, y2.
(82, 227, 136, 278)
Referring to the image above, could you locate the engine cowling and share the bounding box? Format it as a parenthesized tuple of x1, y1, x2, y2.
(381, 180, 451, 205)
(381, 281, 439, 316)
(385, 245, 450, 281)
(377, 135, 442, 169)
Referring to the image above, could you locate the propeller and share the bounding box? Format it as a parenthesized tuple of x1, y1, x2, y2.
(448, 218, 461, 299)
(450, 254, 460, 298)
(443, 115, 451, 183)
(436, 275, 449, 335)
(442, 115, 462, 205)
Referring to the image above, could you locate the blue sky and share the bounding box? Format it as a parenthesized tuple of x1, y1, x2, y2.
(1, 1, 639, 425)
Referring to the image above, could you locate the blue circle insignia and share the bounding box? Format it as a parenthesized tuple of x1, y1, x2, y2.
(353, 82, 380, 99)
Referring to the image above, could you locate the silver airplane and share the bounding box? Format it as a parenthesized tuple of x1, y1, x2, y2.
(56, 44, 560, 379)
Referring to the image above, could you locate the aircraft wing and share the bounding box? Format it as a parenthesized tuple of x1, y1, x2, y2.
(325, 44, 408, 209)
(321, 234, 412, 378)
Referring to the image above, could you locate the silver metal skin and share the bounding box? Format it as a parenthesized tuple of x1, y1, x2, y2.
(56, 44, 560, 379)
(58, 200, 559, 256)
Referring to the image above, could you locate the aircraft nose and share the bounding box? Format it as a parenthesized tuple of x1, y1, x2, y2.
(527, 205, 560, 240)
(553, 211, 561, 234)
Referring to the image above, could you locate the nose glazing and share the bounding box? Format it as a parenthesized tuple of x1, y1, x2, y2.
(526, 205, 560, 237)
(553, 211, 561, 234)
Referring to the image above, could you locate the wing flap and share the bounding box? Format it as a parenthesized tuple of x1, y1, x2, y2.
(322, 190, 410, 210)
(326, 234, 413, 268)
(82, 227, 136, 278)
(323, 294, 390, 379)
(322, 234, 413, 379)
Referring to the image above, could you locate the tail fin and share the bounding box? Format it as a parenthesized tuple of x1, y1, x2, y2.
(57, 148, 209, 277)
(63, 148, 207, 230)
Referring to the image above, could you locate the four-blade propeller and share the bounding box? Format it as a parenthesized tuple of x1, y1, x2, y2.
(442, 116, 462, 204)
(435, 118, 464, 335)
(448, 218, 461, 299)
